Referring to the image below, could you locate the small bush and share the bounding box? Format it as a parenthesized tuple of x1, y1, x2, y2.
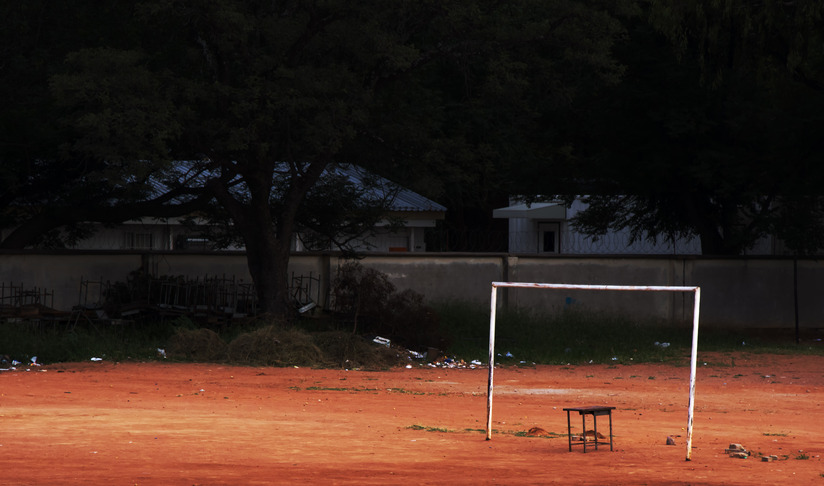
(332, 262, 395, 335)
(332, 262, 448, 351)
(384, 289, 448, 351)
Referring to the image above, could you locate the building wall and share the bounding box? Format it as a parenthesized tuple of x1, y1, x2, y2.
(76, 222, 431, 253)
(503, 199, 777, 255)
(1, 251, 821, 330)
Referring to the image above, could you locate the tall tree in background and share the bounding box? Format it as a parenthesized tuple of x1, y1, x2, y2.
(0, 2, 210, 249)
(348, 1, 636, 251)
(140, 0, 634, 311)
(560, 0, 824, 254)
(2, 1, 635, 316)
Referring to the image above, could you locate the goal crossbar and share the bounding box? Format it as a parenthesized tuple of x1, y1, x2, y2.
(486, 281, 701, 461)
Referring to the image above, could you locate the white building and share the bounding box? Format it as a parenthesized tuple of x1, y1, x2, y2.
(69, 165, 446, 253)
(494, 198, 777, 255)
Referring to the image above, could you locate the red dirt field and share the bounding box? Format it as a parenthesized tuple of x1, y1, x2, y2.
(1, 353, 822, 485)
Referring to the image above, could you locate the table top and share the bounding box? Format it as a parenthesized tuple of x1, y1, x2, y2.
(562, 406, 616, 413)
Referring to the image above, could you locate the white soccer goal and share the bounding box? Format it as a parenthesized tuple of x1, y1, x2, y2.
(485, 282, 702, 461)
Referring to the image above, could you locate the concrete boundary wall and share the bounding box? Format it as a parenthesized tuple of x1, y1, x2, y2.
(1, 251, 821, 329)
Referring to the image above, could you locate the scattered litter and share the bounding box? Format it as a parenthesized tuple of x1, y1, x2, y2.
(666, 435, 677, 445)
(372, 336, 390, 347)
(408, 350, 424, 359)
(428, 357, 470, 369)
(405, 364, 412, 369)
(157, 348, 167, 358)
(297, 302, 316, 314)
(611, 357, 618, 361)
(90, 357, 103, 362)
(471, 360, 482, 365)
(654, 342, 670, 348)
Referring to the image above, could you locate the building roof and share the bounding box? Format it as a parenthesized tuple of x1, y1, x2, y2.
(492, 202, 566, 219)
(330, 164, 446, 213)
(154, 161, 445, 214)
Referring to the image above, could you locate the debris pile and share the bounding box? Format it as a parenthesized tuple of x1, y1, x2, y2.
(572, 430, 607, 442)
(526, 427, 552, 437)
(427, 357, 472, 369)
(0, 355, 43, 372)
(726, 443, 749, 459)
(0, 282, 67, 322)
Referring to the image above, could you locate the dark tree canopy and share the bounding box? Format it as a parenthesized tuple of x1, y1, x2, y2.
(1, 0, 635, 316)
(6, 0, 819, 324)
(549, 0, 824, 255)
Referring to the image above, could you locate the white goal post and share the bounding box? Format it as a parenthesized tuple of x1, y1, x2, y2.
(485, 282, 701, 461)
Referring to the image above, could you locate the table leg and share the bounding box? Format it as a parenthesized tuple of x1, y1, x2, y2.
(609, 411, 613, 451)
(566, 411, 572, 452)
(594, 414, 599, 451)
(582, 414, 587, 453)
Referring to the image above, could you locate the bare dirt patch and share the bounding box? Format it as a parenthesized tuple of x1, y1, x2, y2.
(1, 353, 822, 485)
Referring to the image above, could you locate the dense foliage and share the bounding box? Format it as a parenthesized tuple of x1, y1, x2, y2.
(2, 1, 823, 320)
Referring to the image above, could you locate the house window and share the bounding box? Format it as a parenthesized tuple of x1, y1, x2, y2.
(175, 236, 211, 250)
(123, 232, 154, 250)
(537, 222, 560, 254)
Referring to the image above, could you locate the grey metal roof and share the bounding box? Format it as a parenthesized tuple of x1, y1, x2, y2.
(156, 161, 446, 213)
(330, 164, 446, 213)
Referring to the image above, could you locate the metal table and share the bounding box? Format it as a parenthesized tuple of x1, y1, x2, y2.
(563, 406, 615, 452)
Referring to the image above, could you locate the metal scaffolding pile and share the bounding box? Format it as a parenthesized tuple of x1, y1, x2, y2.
(0, 282, 62, 321)
(3, 272, 322, 326)
(153, 274, 258, 323)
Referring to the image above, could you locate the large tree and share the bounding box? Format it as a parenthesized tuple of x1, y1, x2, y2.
(2, 0, 635, 316)
(348, 1, 637, 251)
(555, 0, 824, 255)
(0, 2, 213, 249)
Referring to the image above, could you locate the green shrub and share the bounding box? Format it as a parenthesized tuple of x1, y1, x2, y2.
(332, 262, 448, 351)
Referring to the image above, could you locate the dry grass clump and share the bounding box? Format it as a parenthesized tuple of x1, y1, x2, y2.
(312, 331, 408, 370)
(166, 328, 228, 361)
(227, 325, 327, 367)
(165, 321, 415, 369)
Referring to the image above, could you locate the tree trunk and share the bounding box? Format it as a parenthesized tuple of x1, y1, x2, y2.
(679, 192, 742, 255)
(219, 160, 330, 320)
(245, 233, 294, 318)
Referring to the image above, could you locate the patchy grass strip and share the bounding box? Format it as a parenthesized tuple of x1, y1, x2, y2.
(410, 425, 566, 438)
